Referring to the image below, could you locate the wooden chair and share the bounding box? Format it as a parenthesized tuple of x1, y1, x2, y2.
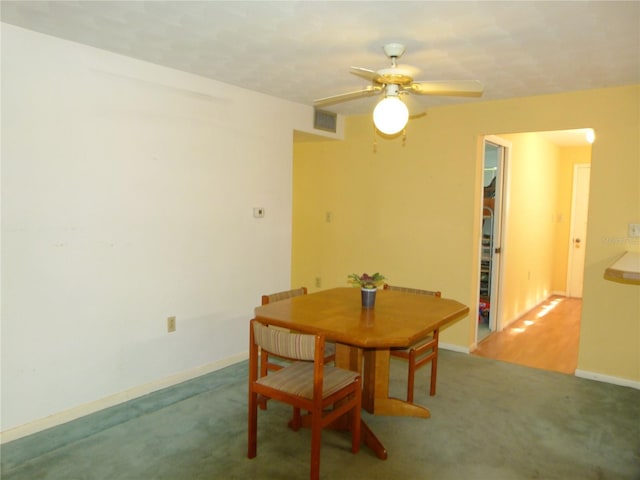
(260, 287, 336, 378)
(248, 319, 361, 480)
(383, 284, 442, 401)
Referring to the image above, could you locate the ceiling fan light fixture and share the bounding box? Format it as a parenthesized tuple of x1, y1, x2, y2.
(373, 96, 409, 135)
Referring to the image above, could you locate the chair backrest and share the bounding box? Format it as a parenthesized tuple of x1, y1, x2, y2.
(249, 319, 327, 400)
(252, 320, 317, 361)
(383, 284, 442, 297)
(262, 287, 308, 305)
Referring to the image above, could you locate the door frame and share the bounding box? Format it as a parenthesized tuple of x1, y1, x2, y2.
(477, 135, 511, 344)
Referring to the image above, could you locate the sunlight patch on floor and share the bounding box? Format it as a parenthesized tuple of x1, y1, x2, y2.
(537, 298, 563, 318)
(508, 299, 564, 335)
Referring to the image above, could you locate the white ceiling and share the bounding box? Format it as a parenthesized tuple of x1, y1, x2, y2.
(2, 1, 638, 146)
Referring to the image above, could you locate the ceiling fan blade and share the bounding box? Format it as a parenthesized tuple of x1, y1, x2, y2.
(409, 80, 484, 97)
(350, 66, 379, 82)
(314, 85, 382, 107)
(396, 63, 421, 78)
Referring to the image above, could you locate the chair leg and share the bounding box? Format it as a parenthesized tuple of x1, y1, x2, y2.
(259, 351, 269, 410)
(310, 413, 323, 480)
(430, 331, 439, 396)
(430, 352, 438, 396)
(291, 407, 302, 431)
(407, 350, 416, 403)
(248, 391, 258, 458)
(351, 384, 362, 454)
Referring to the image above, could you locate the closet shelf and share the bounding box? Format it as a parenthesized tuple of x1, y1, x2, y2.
(604, 252, 640, 285)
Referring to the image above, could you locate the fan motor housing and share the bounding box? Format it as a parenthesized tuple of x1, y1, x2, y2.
(376, 69, 414, 86)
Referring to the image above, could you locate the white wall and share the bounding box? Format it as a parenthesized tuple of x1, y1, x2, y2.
(0, 24, 335, 435)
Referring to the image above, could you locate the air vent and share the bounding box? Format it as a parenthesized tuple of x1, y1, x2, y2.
(314, 109, 337, 133)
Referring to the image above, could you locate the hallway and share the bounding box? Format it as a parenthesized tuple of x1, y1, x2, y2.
(472, 296, 581, 375)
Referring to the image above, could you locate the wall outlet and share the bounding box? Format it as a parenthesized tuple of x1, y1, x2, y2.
(315, 277, 322, 288)
(253, 207, 265, 218)
(167, 316, 176, 333)
(629, 223, 640, 238)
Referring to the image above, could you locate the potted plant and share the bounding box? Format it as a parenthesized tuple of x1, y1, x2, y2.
(348, 272, 386, 308)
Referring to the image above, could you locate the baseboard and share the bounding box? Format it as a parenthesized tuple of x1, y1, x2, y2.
(440, 342, 470, 354)
(0, 352, 249, 444)
(8, 349, 634, 444)
(575, 369, 640, 390)
(442, 343, 639, 390)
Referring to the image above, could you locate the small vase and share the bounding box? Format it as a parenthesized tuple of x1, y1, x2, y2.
(361, 287, 377, 309)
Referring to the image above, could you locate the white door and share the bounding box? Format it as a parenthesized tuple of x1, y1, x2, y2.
(567, 164, 591, 297)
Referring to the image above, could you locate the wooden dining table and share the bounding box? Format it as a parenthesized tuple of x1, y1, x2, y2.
(253, 287, 469, 459)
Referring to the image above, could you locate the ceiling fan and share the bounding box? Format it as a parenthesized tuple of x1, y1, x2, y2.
(314, 43, 484, 134)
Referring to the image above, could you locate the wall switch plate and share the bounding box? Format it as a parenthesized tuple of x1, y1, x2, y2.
(253, 207, 265, 218)
(629, 223, 640, 238)
(167, 316, 176, 333)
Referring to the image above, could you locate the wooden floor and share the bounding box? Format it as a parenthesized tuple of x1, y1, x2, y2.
(472, 296, 581, 374)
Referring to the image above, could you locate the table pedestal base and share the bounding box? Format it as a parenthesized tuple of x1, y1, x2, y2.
(288, 414, 387, 460)
(286, 344, 431, 460)
(370, 397, 430, 418)
(362, 348, 431, 418)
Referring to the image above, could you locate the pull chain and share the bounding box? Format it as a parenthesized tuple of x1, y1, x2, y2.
(372, 125, 408, 151)
(372, 123, 377, 153)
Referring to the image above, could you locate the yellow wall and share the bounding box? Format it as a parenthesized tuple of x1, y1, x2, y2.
(293, 85, 639, 383)
(497, 133, 560, 323)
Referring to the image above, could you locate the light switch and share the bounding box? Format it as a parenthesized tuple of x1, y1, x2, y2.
(253, 207, 265, 218)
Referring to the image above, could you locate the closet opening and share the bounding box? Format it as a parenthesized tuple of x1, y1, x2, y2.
(477, 137, 509, 344)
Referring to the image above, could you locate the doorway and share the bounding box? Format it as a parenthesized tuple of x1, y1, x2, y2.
(477, 137, 508, 343)
(474, 129, 592, 374)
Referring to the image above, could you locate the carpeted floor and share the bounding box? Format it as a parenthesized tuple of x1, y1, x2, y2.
(2, 351, 639, 479)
